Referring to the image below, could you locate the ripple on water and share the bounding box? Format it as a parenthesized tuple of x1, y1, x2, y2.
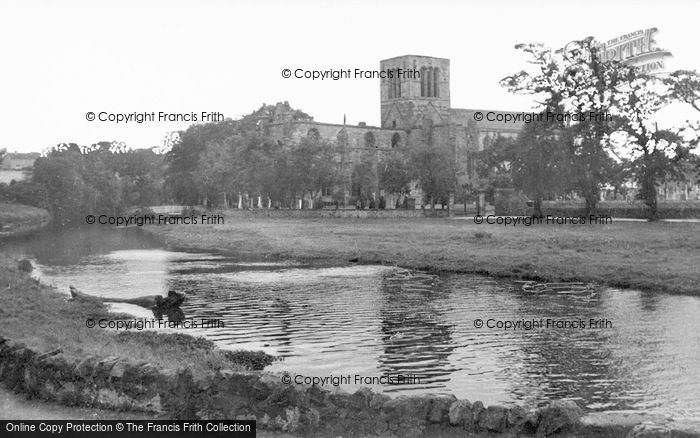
(15, 241, 700, 420)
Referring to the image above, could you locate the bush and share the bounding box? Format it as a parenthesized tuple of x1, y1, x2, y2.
(182, 205, 206, 217)
(0, 180, 46, 207)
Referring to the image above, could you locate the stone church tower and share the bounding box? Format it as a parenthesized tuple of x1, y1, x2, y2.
(380, 55, 451, 129)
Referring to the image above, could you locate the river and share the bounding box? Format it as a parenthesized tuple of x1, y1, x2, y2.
(3, 227, 699, 420)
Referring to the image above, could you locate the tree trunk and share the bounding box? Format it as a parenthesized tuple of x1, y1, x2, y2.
(641, 174, 659, 221)
(533, 196, 544, 218)
(584, 191, 598, 216)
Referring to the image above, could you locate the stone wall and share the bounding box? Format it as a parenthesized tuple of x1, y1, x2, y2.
(1, 335, 698, 437)
(0, 337, 164, 412)
(529, 201, 700, 219)
(223, 209, 450, 219)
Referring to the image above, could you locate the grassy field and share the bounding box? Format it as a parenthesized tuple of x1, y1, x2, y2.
(145, 213, 700, 296)
(0, 253, 274, 379)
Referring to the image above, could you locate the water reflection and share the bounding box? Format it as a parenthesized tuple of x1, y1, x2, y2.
(378, 272, 457, 393)
(3, 228, 700, 420)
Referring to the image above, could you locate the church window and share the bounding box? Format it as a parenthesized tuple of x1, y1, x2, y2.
(391, 133, 401, 148)
(336, 129, 348, 147)
(388, 68, 401, 99)
(433, 68, 440, 97)
(420, 67, 440, 97)
(364, 131, 376, 148)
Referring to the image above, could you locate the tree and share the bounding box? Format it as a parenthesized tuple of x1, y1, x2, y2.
(469, 135, 515, 203)
(0, 148, 6, 166)
(409, 140, 456, 209)
(33, 144, 88, 227)
(379, 150, 412, 202)
(613, 74, 697, 219)
(164, 103, 317, 208)
(667, 70, 700, 113)
(31, 142, 166, 227)
(351, 154, 378, 206)
(502, 39, 700, 218)
(501, 39, 634, 212)
(286, 136, 338, 208)
(164, 120, 238, 204)
(509, 118, 569, 217)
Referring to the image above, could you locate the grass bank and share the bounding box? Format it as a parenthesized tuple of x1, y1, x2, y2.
(0, 202, 50, 235)
(145, 213, 700, 295)
(0, 254, 275, 380)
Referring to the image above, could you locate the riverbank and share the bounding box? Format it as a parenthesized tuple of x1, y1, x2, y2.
(0, 203, 274, 377)
(0, 253, 275, 380)
(144, 212, 700, 295)
(0, 202, 50, 236)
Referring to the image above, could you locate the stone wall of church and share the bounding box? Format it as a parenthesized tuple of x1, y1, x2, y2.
(266, 121, 403, 152)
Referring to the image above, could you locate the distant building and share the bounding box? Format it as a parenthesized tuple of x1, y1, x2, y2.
(0, 152, 39, 171)
(0, 152, 39, 184)
(261, 55, 522, 208)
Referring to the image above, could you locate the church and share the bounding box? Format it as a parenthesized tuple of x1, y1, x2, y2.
(261, 55, 524, 208)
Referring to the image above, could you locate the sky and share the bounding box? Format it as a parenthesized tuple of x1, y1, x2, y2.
(1, 0, 699, 153)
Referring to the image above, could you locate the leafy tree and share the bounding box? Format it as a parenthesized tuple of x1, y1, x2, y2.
(379, 150, 412, 199)
(286, 136, 338, 208)
(0, 180, 46, 206)
(501, 38, 634, 213)
(667, 70, 700, 112)
(509, 118, 569, 217)
(164, 120, 238, 204)
(164, 104, 317, 208)
(33, 144, 88, 227)
(351, 154, 378, 204)
(192, 141, 236, 207)
(469, 135, 515, 203)
(502, 39, 700, 218)
(31, 142, 166, 227)
(0, 148, 6, 166)
(613, 74, 697, 219)
(409, 140, 456, 209)
(114, 148, 166, 206)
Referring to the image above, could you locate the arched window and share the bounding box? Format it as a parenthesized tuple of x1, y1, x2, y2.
(391, 133, 401, 148)
(388, 69, 401, 99)
(364, 131, 376, 148)
(307, 128, 320, 141)
(433, 67, 440, 97)
(426, 68, 432, 97)
(394, 69, 401, 98)
(351, 167, 362, 197)
(336, 129, 348, 147)
(420, 67, 440, 97)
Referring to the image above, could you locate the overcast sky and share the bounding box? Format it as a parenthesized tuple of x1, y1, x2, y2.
(1, 0, 699, 153)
